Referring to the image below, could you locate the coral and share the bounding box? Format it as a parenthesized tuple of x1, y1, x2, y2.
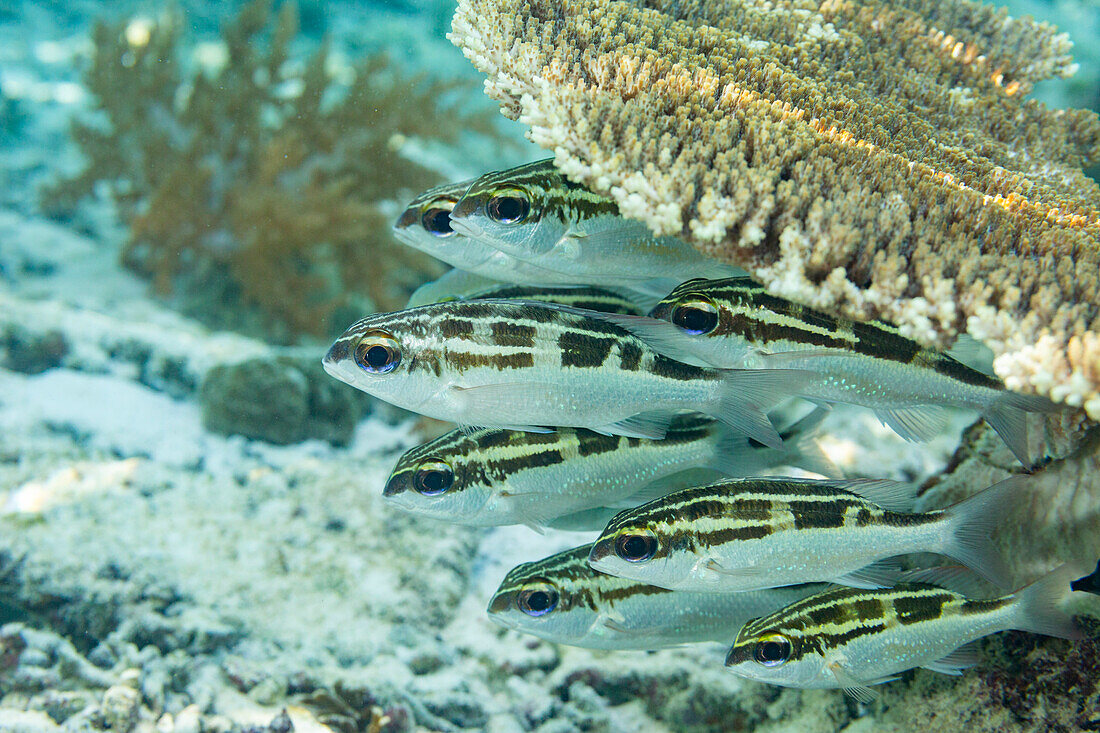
(450, 0, 1100, 418)
(51, 0, 501, 341)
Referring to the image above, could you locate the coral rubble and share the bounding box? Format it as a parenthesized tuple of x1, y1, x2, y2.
(450, 0, 1100, 418)
(51, 0, 500, 341)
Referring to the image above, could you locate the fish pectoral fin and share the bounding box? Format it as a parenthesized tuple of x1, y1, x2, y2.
(451, 383, 560, 430)
(592, 412, 676, 440)
(827, 661, 881, 704)
(834, 558, 902, 589)
(545, 507, 617, 532)
(702, 559, 767, 583)
(874, 405, 950, 443)
(598, 611, 631, 634)
(922, 642, 981, 676)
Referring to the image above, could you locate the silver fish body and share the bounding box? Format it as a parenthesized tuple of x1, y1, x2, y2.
(382, 409, 836, 529)
(323, 300, 806, 445)
(587, 477, 1025, 593)
(448, 159, 740, 288)
(488, 544, 828, 650)
(724, 564, 1088, 697)
(649, 277, 1055, 464)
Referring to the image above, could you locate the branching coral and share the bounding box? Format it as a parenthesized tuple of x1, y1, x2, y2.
(52, 0, 500, 340)
(450, 0, 1100, 418)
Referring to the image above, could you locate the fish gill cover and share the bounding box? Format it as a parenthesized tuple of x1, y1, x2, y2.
(449, 0, 1100, 419)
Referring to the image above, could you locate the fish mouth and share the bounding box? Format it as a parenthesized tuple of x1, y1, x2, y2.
(587, 537, 614, 565)
(448, 216, 486, 240)
(394, 206, 419, 232)
(487, 592, 515, 616)
(647, 301, 672, 321)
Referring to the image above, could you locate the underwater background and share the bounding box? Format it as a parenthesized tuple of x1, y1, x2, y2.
(1, 0, 1099, 732)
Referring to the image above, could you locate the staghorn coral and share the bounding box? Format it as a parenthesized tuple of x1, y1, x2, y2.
(52, 0, 501, 341)
(450, 0, 1100, 418)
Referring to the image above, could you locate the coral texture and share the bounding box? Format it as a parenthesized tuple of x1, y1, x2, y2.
(450, 0, 1100, 418)
(52, 0, 500, 341)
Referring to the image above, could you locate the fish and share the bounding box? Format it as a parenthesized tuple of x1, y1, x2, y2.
(587, 476, 1027, 593)
(487, 544, 829, 650)
(648, 277, 1056, 465)
(724, 563, 1092, 700)
(407, 272, 654, 315)
(323, 299, 810, 445)
(448, 159, 741, 290)
(393, 178, 604, 286)
(382, 408, 837, 530)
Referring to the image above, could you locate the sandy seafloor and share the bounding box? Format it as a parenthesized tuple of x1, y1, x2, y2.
(1, 1, 1098, 732)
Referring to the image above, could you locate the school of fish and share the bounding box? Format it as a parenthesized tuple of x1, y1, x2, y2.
(323, 159, 1093, 700)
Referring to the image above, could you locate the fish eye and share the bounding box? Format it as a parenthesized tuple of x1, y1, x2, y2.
(486, 187, 531, 225)
(753, 633, 792, 667)
(615, 530, 657, 563)
(517, 582, 558, 617)
(670, 296, 719, 335)
(413, 461, 454, 495)
(421, 197, 457, 237)
(354, 330, 401, 374)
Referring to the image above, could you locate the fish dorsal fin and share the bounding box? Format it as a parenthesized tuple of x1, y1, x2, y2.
(922, 641, 981, 676)
(874, 405, 951, 443)
(900, 566, 992, 597)
(499, 298, 725, 367)
(831, 479, 917, 512)
(834, 558, 902, 589)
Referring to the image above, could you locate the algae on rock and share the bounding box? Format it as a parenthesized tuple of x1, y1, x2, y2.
(51, 0, 500, 341)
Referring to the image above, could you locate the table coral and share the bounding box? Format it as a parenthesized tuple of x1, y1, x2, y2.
(450, 0, 1100, 418)
(51, 0, 499, 341)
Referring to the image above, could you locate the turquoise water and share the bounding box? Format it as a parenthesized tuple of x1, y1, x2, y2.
(0, 1, 1098, 732)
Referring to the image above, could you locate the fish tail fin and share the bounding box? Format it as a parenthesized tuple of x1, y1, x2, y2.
(940, 476, 1030, 590)
(983, 391, 1057, 466)
(711, 369, 807, 448)
(1011, 563, 1089, 640)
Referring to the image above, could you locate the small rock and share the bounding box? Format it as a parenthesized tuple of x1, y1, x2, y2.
(200, 357, 311, 444)
(100, 683, 141, 731)
(199, 355, 367, 445)
(422, 691, 490, 729)
(0, 325, 68, 374)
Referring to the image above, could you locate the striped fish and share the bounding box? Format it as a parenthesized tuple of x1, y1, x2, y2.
(407, 272, 654, 315)
(648, 277, 1055, 465)
(488, 544, 828, 650)
(393, 178, 601, 286)
(724, 564, 1090, 700)
(382, 408, 836, 530)
(448, 159, 739, 290)
(323, 300, 809, 445)
(587, 476, 1027, 593)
